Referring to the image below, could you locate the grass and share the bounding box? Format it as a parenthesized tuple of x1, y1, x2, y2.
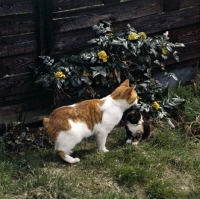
(1, 74, 200, 198)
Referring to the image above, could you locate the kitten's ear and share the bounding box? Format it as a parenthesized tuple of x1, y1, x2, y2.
(120, 79, 129, 87)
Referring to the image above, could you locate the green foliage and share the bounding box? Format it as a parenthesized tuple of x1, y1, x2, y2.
(30, 21, 185, 120)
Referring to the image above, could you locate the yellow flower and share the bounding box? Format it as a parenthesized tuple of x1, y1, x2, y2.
(83, 70, 91, 77)
(98, 50, 108, 62)
(138, 32, 147, 39)
(128, 32, 138, 41)
(54, 71, 66, 79)
(162, 48, 168, 55)
(152, 101, 161, 110)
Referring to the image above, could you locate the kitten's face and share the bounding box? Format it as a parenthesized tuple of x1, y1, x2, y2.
(125, 110, 143, 125)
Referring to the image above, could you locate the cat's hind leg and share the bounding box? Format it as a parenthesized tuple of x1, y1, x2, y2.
(56, 151, 80, 163)
(55, 130, 81, 163)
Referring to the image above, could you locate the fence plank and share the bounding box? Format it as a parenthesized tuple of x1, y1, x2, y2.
(103, 0, 121, 4)
(0, 33, 37, 57)
(0, 73, 36, 97)
(177, 24, 200, 43)
(181, 0, 200, 8)
(0, 13, 36, 37)
(164, 40, 200, 66)
(53, 28, 95, 56)
(52, 0, 122, 12)
(52, 0, 104, 12)
(45, 0, 54, 55)
(0, 53, 38, 78)
(52, 6, 200, 56)
(0, 90, 53, 116)
(0, 98, 51, 116)
(53, 0, 163, 33)
(115, 6, 200, 35)
(164, 0, 180, 12)
(0, 0, 35, 16)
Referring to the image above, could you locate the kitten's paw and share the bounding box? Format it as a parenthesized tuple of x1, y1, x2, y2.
(126, 139, 132, 144)
(132, 141, 139, 145)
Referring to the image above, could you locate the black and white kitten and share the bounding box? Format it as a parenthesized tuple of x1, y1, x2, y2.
(124, 109, 155, 145)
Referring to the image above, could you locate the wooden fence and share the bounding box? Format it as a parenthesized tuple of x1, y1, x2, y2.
(0, 0, 200, 120)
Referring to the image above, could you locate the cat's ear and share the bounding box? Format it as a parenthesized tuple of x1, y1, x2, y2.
(120, 79, 129, 87)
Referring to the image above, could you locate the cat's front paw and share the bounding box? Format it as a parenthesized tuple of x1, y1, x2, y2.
(126, 139, 132, 144)
(101, 147, 109, 152)
(132, 141, 139, 145)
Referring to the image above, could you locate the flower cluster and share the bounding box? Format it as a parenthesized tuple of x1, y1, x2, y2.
(31, 21, 185, 123)
(162, 48, 168, 55)
(128, 32, 138, 41)
(138, 32, 147, 39)
(128, 31, 147, 41)
(54, 71, 66, 79)
(152, 101, 161, 110)
(98, 50, 108, 62)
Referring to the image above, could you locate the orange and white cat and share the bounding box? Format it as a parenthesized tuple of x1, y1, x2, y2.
(43, 79, 138, 163)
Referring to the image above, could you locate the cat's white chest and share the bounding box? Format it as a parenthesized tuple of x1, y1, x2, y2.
(127, 122, 141, 136)
(100, 98, 123, 128)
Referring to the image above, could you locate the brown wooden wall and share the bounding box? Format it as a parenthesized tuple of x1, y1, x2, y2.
(0, 0, 200, 117)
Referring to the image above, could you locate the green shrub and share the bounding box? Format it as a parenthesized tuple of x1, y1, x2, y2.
(30, 21, 185, 121)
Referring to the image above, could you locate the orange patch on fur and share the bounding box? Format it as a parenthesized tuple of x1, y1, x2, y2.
(43, 99, 105, 141)
(56, 150, 66, 159)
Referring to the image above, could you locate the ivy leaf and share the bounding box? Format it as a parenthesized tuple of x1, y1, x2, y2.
(91, 66, 107, 77)
(150, 48, 158, 57)
(118, 62, 129, 69)
(87, 38, 99, 44)
(175, 43, 185, 47)
(57, 79, 65, 89)
(156, 111, 166, 119)
(137, 55, 144, 64)
(173, 51, 179, 62)
(137, 41, 143, 48)
(127, 72, 135, 82)
(138, 83, 148, 90)
(144, 69, 151, 78)
(127, 24, 136, 32)
(166, 117, 175, 128)
(109, 40, 122, 45)
(81, 76, 92, 85)
(92, 71, 100, 78)
(154, 60, 161, 66)
(144, 55, 151, 66)
(163, 72, 178, 81)
(166, 46, 173, 53)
